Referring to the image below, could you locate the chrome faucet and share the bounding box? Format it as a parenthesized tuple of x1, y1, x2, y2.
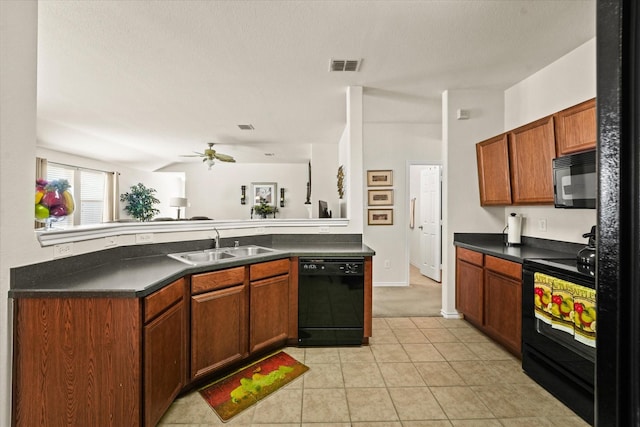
(212, 227, 220, 249)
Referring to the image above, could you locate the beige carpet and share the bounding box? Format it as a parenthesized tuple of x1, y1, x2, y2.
(372, 265, 442, 317)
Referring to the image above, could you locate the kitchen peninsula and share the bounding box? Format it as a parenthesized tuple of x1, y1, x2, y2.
(10, 233, 374, 427)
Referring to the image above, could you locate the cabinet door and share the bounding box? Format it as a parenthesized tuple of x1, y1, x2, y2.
(250, 274, 289, 353)
(456, 259, 484, 326)
(554, 98, 596, 156)
(484, 270, 522, 355)
(191, 284, 248, 380)
(144, 299, 186, 427)
(476, 134, 512, 205)
(509, 116, 556, 204)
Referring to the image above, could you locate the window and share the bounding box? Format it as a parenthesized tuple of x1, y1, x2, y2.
(46, 163, 107, 226)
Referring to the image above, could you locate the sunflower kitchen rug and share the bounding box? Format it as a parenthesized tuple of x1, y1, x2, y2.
(199, 351, 309, 422)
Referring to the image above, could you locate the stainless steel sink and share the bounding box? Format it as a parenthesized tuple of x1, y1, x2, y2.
(168, 245, 274, 266)
(168, 249, 235, 265)
(223, 245, 273, 257)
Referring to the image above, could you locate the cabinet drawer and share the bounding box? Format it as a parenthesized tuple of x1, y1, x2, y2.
(144, 278, 185, 323)
(250, 258, 290, 281)
(456, 247, 483, 266)
(192, 267, 245, 294)
(485, 255, 522, 280)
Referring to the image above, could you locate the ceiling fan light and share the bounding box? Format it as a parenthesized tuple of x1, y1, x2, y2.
(206, 159, 215, 170)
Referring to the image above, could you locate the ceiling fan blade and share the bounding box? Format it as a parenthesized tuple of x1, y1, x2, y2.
(180, 154, 203, 157)
(214, 153, 235, 162)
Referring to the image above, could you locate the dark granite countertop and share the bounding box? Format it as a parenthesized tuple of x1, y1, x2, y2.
(9, 237, 375, 298)
(453, 233, 584, 263)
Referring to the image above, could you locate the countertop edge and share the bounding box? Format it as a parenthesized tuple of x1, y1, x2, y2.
(9, 244, 375, 299)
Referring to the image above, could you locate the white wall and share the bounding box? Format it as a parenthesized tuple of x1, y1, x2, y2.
(311, 143, 340, 218)
(37, 147, 184, 220)
(442, 89, 506, 316)
(1, 3, 40, 424)
(504, 37, 597, 243)
(158, 143, 340, 221)
(363, 122, 442, 286)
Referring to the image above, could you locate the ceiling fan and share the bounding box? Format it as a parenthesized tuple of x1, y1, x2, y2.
(181, 143, 236, 170)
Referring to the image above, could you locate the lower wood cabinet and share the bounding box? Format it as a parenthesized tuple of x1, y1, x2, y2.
(143, 278, 186, 427)
(455, 247, 484, 326)
(190, 267, 248, 380)
(249, 259, 290, 354)
(484, 254, 522, 355)
(12, 297, 141, 427)
(455, 247, 523, 356)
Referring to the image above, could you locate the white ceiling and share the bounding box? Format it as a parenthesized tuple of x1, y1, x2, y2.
(36, 0, 596, 171)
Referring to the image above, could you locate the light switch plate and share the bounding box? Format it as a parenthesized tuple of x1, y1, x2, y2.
(53, 243, 73, 258)
(105, 236, 118, 247)
(135, 233, 154, 244)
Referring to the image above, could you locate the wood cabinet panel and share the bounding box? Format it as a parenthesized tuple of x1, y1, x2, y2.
(250, 275, 289, 353)
(555, 98, 596, 155)
(485, 255, 522, 280)
(144, 299, 186, 427)
(144, 278, 184, 323)
(190, 284, 248, 380)
(457, 247, 484, 266)
(456, 257, 484, 326)
(12, 298, 141, 427)
(508, 116, 557, 204)
(476, 134, 512, 205)
(484, 270, 522, 355)
(191, 266, 245, 294)
(250, 258, 290, 281)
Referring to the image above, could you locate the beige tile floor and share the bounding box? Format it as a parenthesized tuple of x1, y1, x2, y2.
(158, 317, 591, 427)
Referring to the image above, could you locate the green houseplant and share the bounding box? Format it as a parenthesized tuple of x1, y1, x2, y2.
(120, 183, 160, 221)
(253, 197, 278, 218)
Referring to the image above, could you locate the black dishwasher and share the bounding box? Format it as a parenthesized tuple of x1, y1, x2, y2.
(298, 257, 364, 346)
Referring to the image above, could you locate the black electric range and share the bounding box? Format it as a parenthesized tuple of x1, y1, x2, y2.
(521, 256, 596, 425)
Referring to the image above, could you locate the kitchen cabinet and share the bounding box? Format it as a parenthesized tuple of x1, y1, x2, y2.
(455, 247, 485, 326)
(508, 115, 557, 204)
(190, 266, 248, 380)
(476, 134, 512, 205)
(455, 247, 523, 356)
(554, 98, 596, 156)
(143, 278, 187, 427)
(12, 297, 141, 427)
(483, 256, 522, 355)
(249, 259, 290, 354)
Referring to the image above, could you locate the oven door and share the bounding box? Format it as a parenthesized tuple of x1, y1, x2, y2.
(522, 263, 595, 424)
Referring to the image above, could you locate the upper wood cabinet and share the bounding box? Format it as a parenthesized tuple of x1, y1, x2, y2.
(554, 98, 596, 156)
(476, 134, 512, 206)
(475, 98, 595, 206)
(508, 116, 557, 204)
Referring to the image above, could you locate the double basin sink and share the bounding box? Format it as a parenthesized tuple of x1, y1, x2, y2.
(168, 245, 275, 266)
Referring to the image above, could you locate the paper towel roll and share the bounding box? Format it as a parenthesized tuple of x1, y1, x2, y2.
(507, 215, 522, 244)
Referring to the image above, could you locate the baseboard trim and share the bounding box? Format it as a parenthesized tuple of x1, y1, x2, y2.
(440, 309, 462, 319)
(373, 282, 408, 287)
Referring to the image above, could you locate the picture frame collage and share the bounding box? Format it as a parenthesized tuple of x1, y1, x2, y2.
(366, 170, 393, 225)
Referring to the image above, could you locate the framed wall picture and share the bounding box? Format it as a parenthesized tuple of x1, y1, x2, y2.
(251, 182, 277, 206)
(368, 189, 394, 206)
(367, 170, 393, 186)
(368, 209, 393, 225)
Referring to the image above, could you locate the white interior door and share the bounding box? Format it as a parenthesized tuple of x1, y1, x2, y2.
(419, 165, 442, 282)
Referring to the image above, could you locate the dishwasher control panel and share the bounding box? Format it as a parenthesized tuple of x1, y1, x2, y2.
(299, 258, 364, 276)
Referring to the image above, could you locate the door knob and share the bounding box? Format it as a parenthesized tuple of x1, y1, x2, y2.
(418, 226, 423, 230)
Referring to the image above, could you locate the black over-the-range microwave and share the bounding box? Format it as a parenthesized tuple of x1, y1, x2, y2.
(552, 150, 596, 209)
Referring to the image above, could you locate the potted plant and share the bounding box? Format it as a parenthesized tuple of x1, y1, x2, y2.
(120, 183, 160, 221)
(253, 197, 278, 219)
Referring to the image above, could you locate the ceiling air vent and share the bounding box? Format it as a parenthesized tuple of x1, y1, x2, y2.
(329, 59, 362, 72)
(238, 124, 254, 130)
